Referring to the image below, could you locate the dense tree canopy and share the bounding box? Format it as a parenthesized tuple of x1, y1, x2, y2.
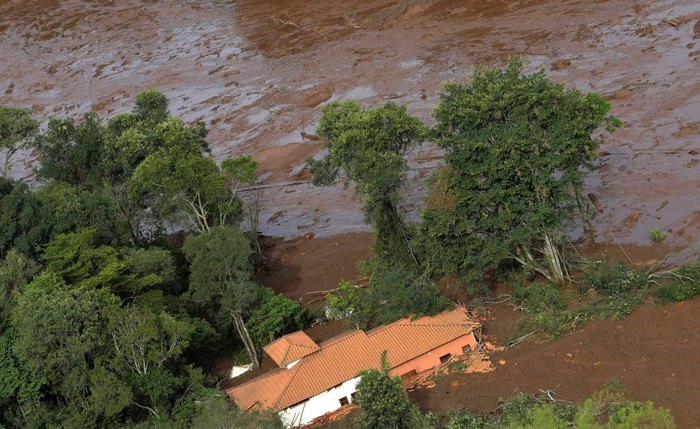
(0, 91, 284, 429)
(422, 58, 619, 288)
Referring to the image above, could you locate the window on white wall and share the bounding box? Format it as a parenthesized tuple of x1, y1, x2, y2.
(339, 396, 349, 406)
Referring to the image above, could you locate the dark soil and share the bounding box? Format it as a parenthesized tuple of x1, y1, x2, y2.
(257, 233, 373, 304)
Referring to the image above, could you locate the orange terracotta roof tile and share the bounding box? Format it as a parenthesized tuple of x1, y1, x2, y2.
(228, 307, 479, 412)
(264, 331, 320, 367)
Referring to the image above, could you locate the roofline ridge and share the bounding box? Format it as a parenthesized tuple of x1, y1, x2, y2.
(317, 329, 364, 348)
(228, 367, 291, 391)
(273, 359, 305, 410)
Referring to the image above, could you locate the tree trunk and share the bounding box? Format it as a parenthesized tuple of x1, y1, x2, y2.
(542, 233, 566, 285)
(231, 312, 259, 368)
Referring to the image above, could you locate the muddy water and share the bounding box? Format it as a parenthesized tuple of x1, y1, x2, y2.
(1, 0, 700, 253)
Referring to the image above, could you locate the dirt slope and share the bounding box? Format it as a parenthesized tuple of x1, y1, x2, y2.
(410, 298, 700, 428)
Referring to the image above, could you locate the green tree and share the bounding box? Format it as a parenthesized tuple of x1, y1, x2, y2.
(326, 263, 450, 329)
(0, 106, 38, 176)
(183, 226, 260, 366)
(108, 305, 193, 378)
(42, 228, 172, 296)
(36, 113, 106, 186)
(129, 118, 239, 233)
(11, 273, 120, 416)
(309, 101, 426, 267)
(422, 58, 619, 287)
(247, 287, 305, 348)
(355, 352, 420, 429)
(36, 181, 133, 247)
(188, 395, 283, 429)
(0, 250, 40, 321)
(0, 177, 51, 257)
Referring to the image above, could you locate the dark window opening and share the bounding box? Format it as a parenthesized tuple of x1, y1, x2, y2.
(440, 353, 451, 363)
(339, 396, 349, 406)
(462, 344, 472, 354)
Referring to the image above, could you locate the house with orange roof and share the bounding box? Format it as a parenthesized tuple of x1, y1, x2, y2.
(227, 306, 480, 427)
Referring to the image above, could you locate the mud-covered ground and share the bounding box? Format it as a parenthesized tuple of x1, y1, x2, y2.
(2, 0, 700, 247)
(3, 1, 700, 425)
(410, 297, 700, 428)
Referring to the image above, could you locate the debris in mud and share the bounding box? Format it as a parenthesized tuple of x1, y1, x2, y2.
(403, 350, 495, 392)
(621, 213, 641, 228)
(299, 84, 333, 108)
(304, 404, 358, 427)
(550, 59, 571, 71)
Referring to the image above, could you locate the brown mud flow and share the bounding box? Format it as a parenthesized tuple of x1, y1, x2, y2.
(410, 297, 700, 428)
(1, 0, 699, 246)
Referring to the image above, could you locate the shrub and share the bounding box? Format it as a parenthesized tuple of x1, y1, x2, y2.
(654, 261, 700, 302)
(446, 410, 485, 429)
(648, 228, 667, 242)
(579, 263, 649, 296)
(512, 283, 566, 315)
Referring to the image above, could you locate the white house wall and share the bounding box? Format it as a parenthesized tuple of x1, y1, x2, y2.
(278, 376, 361, 427)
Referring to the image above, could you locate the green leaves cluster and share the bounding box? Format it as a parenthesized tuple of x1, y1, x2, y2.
(0, 106, 38, 176)
(422, 58, 619, 288)
(0, 91, 286, 428)
(310, 100, 425, 266)
(355, 353, 422, 429)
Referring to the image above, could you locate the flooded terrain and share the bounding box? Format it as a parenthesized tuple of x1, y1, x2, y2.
(1, 0, 700, 249)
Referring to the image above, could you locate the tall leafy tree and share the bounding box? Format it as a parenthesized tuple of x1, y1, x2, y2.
(0, 250, 39, 321)
(129, 118, 241, 233)
(355, 352, 420, 429)
(183, 226, 260, 366)
(35, 113, 106, 186)
(11, 273, 121, 421)
(0, 177, 51, 257)
(309, 101, 426, 267)
(422, 58, 619, 287)
(0, 106, 38, 176)
(36, 181, 133, 247)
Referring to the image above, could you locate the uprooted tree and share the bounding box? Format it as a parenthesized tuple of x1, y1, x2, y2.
(422, 58, 620, 288)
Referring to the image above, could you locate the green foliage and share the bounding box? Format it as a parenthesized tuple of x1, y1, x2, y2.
(36, 113, 107, 186)
(107, 304, 194, 378)
(310, 100, 426, 266)
(648, 228, 667, 242)
(326, 261, 451, 329)
(248, 287, 306, 348)
(654, 261, 700, 302)
(36, 181, 133, 247)
(129, 118, 238, 233)
(0, 250, 39, 320)
(42, 228, 169, 295)
(422, 57, 619, 287)
(0, 106, 38, 176)
(446, 410, 485, 429)
(187, 394, 283, 429)
(579, 262, 649, 296)
(0, 177, 50, 257)
(135, 89, 170, 125)
(355, 352, 421, 429)
(512, 283, 566, 315)
(11, 273, 120, 405)
(221, 155, 259, 188)
(183, 226, 261, 365)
